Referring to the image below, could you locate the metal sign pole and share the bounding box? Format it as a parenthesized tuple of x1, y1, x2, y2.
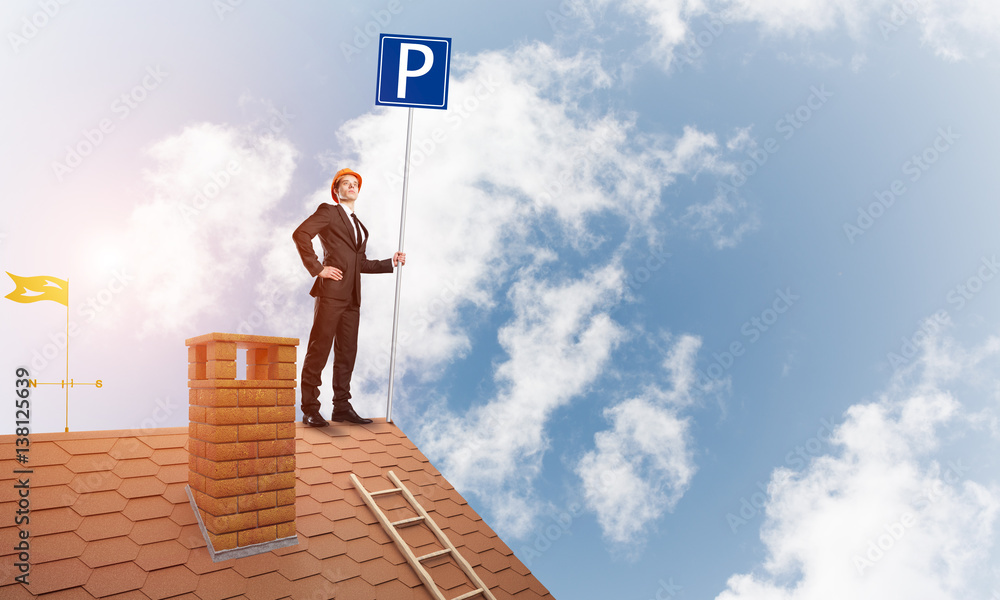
(386, 107, 414, 423)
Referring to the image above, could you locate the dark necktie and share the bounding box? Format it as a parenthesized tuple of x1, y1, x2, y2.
(351, 213, 364, 249)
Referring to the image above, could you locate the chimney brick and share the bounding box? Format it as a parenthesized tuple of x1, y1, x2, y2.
(259, 407, 296, 423)
(208, 531, 237, 552)
(238, 457, 277, 477)
(276, 389, 295, 406)
(276, 522, 296, 539)
(239, 526, 277, 547)
(276, 488, 296, 507)
(239, 389, 277, 407)
(185, 332, 300, 560)
(258, 439, 295, 458)
(238, 492, 276, 512)
(238, 424, 277, 442)
(258, 505, 296, 527)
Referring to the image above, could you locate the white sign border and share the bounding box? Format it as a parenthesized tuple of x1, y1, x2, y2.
(376, 34, 451, 109)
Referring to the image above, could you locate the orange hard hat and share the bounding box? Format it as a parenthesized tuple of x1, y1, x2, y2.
(331, 168, 362, 202)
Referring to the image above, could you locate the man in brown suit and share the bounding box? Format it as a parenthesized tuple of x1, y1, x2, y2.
(293, 168, 405, 426)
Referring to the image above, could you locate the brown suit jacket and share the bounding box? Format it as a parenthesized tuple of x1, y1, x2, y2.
(292, 203, 393, 305)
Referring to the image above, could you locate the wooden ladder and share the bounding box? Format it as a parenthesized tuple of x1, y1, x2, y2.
(350, 471, 498, 600)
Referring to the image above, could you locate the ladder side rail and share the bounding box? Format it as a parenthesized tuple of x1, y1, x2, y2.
(387, 471, 499, 600)
(350, 473, 448, 600)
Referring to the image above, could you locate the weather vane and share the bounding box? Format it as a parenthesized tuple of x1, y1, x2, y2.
(6, 272, 104, 432)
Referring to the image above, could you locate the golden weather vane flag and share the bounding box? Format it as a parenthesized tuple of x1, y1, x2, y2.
(6, 271, 74, 432)
(5, 272, 68, 306)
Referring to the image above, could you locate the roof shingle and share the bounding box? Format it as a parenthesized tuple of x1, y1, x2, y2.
(0, 422, 554, 599)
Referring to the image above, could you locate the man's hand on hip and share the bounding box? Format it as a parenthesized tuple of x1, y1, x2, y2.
(319, 266, 343, 280)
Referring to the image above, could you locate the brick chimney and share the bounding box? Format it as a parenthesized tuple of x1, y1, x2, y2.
(185, 332, 299, 561)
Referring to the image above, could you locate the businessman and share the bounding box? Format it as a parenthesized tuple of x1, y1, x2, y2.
(293, 168, 405, 426)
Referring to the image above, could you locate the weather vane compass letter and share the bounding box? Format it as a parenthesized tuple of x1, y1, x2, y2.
(6, 272, 103, 432)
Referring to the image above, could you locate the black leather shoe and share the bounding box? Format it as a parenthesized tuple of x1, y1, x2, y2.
(331, 407, 373, 425)
(302, 411, 329, 427)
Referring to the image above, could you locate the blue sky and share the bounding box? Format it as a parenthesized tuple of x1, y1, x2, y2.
(3, 1, 1000, 598)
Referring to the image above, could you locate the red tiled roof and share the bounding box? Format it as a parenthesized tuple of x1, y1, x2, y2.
(0, 422, 555, 599)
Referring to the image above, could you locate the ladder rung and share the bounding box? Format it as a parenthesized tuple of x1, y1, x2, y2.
(354, 471, 497, 600)
(417, 548, 452, 562)
(392, 515, 426, 527)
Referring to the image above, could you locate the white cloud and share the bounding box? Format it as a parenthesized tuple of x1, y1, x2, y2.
(111, 45, 752, 543)
(850, 52, 868, 72)
(662, 333, 704, 406)
(681, 189, 760, 249)
(914, 0, 1000, 60)
(721, 0, 1000, 60)
(126, 121, 297, 336)
(420, 265, 628, 536)
(722, 0, 872, 37)
(726, 127, 755, 152)
(115, 39, 742, 417)
(263, 41, 736, 400)
(585, 0, 1000, 66)
(682, 128, 761, 249)
(229, 41, 743, 538)
(715, 333, 1000, 599)
(577, 334, 702, 547)
(587, 0, 710, 70)
(122, 36, 746, 352)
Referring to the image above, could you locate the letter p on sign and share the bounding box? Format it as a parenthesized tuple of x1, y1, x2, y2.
(376, 34, 451, 110)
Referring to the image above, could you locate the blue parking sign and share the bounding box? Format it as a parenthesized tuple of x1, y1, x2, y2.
(376, 34, 451, 110)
